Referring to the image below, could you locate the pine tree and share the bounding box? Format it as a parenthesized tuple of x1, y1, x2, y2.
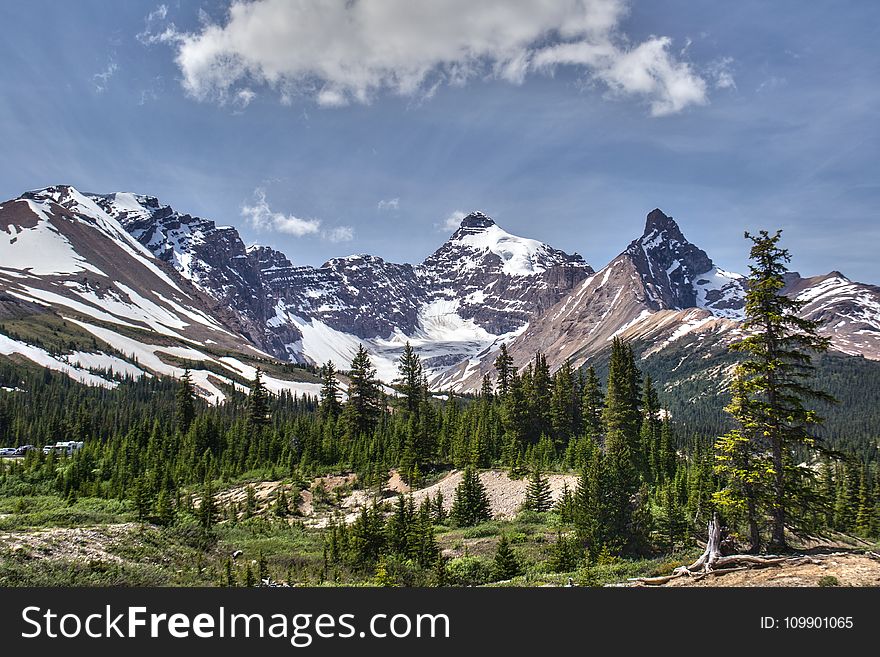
(480, 374, 494, 400)
(450, 467, 491, 526)
(432, 491, 446, 523)
(550, 360, 579, 445)
(713, 378, 768, 552)
(573, 441, 606, 557)
(343, 345, 381, 438)
(528, 352, 552, 441)
(656, 481, 687, 552)
(274, 489, 290, 517)
(132, 476, 152, 522)
(492, 535, 520, 580)
(581, 366, 604, 440)
(524, 468, 552, 512)
(155, 487, 174, 526)
(176, 369, 197, 433)
(600, 339, 642, 552)
(855, 472, 875, 536)
(247, 369, 271, 431)
(555, 482, 575, 523)
(244, 484, 256, 518)
(501, 371, 529, 456)
(494, 343, 513, 396)
(319, 361, 342, 421)
(244, 564, 256, 587)
(396, 342, 423, 417)
(639, 375, 660, 481)
(724, 230, 835, 551)
(198, 482, 216, 530)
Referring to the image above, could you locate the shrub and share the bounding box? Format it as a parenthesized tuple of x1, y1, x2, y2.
(446, 556, 491, 587)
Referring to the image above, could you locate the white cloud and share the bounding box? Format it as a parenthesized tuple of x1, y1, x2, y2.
(441, 211, 467, 232)
(234, 87, 256, 109)
(323, 226, 354, 243)
(154, 0, 710, 116)
(93, 58, 118, 93)
(377, 198, 400, 211)
(708, 57, 736, 90)
(241, 188, 321, 236)
(137, 4, 180, 46)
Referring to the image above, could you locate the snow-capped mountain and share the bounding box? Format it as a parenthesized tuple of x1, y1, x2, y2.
(87, 196, 592, 380)
(436, 209, 880, 391)
(0, 186, 322, 402)
(1, 188, 592, 386)
(2, 187, 879, 396)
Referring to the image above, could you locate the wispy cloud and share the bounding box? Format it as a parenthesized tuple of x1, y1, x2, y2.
(150, 0, 712, 116)
(137, 4, 179, 46)
(233, 88, 256, 111)
(440, 210, 466, 232)
(323, 226, 354, 242)
(241, 188, 321, 236)
(241, 188, 353, 241)
(377, 197, 399, 211)
(92, 58, 118, 93)
(708, 57, 736, 90)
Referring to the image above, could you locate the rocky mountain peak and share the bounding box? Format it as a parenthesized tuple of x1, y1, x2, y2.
(643, 208, 683, 237)
(458, 211, 495, 230)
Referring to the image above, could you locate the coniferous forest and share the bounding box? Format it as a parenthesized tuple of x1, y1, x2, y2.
(0, 233, 878, 587)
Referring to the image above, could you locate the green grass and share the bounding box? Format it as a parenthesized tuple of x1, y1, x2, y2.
(0, 495, 132, 529)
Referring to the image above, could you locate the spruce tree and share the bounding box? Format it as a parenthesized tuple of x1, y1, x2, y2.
(581, 366, 604, 440)
(494, 343, 513, 396)
(396, 342, 423, 417)
(524, 468, 552, 512)
(492, 535, 520, 580)
(319, 361, 342, 421)
(247, 369, 271, 431)
(176, 369, 197, 433)
(713, 378, 767, 552)
(723, 230, 835, 551)
(450, 467, 491, 526)
(343, 345, 381, 438)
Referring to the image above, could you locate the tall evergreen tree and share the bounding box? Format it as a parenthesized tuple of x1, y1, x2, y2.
(581, 366, 604, 440)
(319, 361, 342, 421)
(524, 468, 552, 512)
(343, 345, 381, 438)
(247, 369, 271, 431)
(493, 343, 514, 396)
(492, 535, 520, 580)
(723, 230, 835, 551)
(396, 342, 423, 417)
(175, 369, 197, 433)
(713, 378, 767, 552)
(450, 467, 491, 526)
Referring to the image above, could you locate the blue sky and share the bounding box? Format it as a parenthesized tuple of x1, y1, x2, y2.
(1, 1, 878, 283)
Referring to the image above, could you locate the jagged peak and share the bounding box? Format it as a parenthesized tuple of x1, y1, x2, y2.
(458, 211, 496, 230)
(641, 208, 686, 243)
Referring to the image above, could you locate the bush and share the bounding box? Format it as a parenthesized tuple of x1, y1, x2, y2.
(818, 575, 840, 587)
(446, 556, 492, 587)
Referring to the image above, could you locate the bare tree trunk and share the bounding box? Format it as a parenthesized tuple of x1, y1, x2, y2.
(682, 512, 723, 573)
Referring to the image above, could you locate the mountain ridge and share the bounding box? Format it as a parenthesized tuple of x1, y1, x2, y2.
(2, 185, 879, 397)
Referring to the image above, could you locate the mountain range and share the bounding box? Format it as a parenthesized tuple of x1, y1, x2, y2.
(1, 185, 879, 402)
